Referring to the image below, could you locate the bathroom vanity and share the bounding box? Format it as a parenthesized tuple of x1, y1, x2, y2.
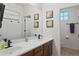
(21, 40, 53, 56)
(0, 37, 53, 56)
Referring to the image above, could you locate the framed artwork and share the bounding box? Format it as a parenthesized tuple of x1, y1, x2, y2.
(34, 13, 39, 20)
(34, 21, 39, 28)
(46, 11, 53, 19)
(46, 20, 53, 28)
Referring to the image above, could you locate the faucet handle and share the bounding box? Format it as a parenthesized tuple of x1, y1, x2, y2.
(7, 40, 12, 48)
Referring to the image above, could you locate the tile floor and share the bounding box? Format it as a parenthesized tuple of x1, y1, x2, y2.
(61, 47, 79, 56)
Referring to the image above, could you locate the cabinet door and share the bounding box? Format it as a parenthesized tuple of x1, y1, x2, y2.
(34, 50, 44, 56)
(43, 40, 53, 56)
(48, 41, 52, 56)
(43, 43, 49, 56)
(22, 50, 34, 56)
(34, 46, 44, 56)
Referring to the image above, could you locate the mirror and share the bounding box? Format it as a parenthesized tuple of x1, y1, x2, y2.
(24, 4, 43, 37)
(0, 3, 43, 42)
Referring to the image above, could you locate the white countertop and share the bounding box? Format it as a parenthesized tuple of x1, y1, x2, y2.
(0, 36, 53, 56)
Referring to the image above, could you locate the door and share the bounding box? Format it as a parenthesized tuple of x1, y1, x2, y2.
(60, 5, 79, 56)
(60, 7, 77, 49)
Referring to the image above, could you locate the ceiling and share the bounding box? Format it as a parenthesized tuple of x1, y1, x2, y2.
(16, 3, 42, 7)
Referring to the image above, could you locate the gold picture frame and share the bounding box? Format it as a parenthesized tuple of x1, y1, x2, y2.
(46, 11, 53, 19)
(34, 21, 39, 28)
(34, 13, 39, 20)
(46, 20, 53, 28)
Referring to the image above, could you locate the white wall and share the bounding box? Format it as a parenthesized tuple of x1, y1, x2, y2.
(0, 3, 24, 40)
(23, 4, 43, 36)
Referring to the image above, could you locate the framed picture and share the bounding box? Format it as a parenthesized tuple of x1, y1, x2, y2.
(34, 13, 39, 20)
(46, 20, 53, 28)
(34, 21, 39, 28)
(46, 11, 53, 19)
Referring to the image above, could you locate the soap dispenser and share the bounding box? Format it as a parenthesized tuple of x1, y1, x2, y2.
(3, 38, 8, 48)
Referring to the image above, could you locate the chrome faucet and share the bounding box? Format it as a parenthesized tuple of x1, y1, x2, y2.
(38, 34, 43, 39)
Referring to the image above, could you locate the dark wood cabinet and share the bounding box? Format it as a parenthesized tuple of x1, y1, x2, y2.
(43, 40, 53, 56)
(34, 46, 43, 56)
(21, 40, 53, 56)
(48, 41, 52, 56)
(43, 43, 49, 56)
(22, 50, 34, 56)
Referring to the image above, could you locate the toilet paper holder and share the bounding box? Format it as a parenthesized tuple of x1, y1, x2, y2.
(65, 35, 69, 39)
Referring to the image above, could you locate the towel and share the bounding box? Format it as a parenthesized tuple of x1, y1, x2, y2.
(70, 23, 75, 33)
